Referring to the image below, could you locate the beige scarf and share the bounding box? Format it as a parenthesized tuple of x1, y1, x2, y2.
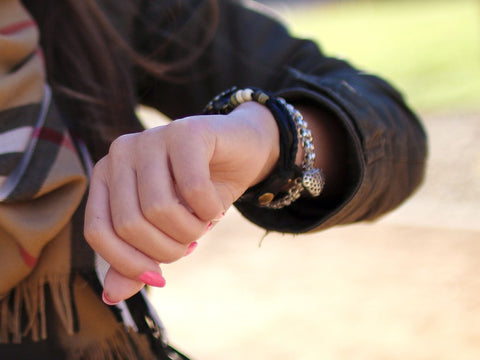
(0, 1, 158, 358)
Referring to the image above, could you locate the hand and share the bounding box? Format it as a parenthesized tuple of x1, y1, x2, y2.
(84, 101, 279, 304)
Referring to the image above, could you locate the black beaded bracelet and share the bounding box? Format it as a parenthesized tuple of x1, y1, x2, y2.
(203, 87, 324, 209)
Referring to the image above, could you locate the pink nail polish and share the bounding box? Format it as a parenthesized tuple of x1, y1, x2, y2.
(185, 241, 198, 256)
(206, 221, 213, 232)
(138, 271, 166, 287)
(214, 212, 225, 221)
(102, 292, 119, 306)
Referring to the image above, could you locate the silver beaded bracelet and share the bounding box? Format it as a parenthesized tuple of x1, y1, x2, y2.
(265, 97, 325, 209)
(204, 87, 325, 209)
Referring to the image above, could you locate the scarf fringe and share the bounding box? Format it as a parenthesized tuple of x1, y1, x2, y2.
(0, 274, 73, 344)
(70, 325, 154, 360)
(0, 277, 157, 359)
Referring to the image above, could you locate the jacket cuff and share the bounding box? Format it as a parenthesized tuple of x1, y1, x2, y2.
(234, 87, 364, 233)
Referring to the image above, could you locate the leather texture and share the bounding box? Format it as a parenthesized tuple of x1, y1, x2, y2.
(130, 0, 427, 233)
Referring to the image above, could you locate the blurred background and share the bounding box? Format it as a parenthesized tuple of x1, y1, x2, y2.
(144, 0, 480, 359)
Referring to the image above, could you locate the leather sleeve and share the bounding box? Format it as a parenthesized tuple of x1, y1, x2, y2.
(133, 0, 427, 233)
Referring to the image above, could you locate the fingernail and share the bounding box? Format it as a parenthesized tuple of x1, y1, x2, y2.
(206, 221, 213, 232)
(213, 212, 225, 221)
(138, 271, 166, 287)
(185, 241, 198, 256)
(102, 292, 119, 306)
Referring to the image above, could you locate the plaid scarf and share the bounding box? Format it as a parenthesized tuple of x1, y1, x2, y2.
(0, 1, 179, 358)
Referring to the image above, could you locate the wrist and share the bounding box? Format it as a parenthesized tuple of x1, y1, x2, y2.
(203, 87, 324, 209)
(231, 101, 280, 186)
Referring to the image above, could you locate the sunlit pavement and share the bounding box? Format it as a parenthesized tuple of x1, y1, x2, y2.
(148, 112, 480, 359)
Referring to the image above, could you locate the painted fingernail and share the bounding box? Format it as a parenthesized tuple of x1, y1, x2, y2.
(138, 271, 166, 287)
(213, 211, 225, 221)
(185, 241, 198, 256)
(102, 292, 119, 306)
(206, 221, 213, 232)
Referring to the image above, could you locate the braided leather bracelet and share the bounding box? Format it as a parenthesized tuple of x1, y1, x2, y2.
(203, 87, 325, 209)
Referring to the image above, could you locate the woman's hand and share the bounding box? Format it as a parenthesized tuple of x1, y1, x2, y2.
(84, 102, 279, 304)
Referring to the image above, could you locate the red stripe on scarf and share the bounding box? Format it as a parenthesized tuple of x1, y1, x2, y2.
(61, 132, 77, 152)
(33, 126, 64, 145)
(0, 19, 36, 35)
(18, 244, 38, 268)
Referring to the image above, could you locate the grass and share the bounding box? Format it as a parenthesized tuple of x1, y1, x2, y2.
(273, 0, 480, 113)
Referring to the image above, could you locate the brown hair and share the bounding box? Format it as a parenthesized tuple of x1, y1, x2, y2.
(23, 0, 219, 159)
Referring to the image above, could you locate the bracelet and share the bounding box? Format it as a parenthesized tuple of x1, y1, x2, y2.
(268, 97, 325, 208)
(203, 87, 325, 209)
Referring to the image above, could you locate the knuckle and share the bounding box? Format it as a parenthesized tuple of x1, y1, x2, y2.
(90, 157, 107, 178)
(167, 116, 195, 132)
(174, 229, 198, 245)
(108, 134, 134, 157)
(166, 118, 209, 148)
(112, 215, 143, 241)
(141, 199, 174, 223)
(181, 177, 210, 201)
(156, 244, 186, 264)
(84, 223, 104, 247)
(142, 202, 201, 245)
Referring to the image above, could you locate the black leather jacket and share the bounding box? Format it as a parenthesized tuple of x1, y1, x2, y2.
(116, 0, 427, 233)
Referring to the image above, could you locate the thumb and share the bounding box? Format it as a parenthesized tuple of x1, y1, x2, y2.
(102, 266, 146, 305)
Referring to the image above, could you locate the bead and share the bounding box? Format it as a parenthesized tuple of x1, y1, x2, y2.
(305, 143, 314, 152)
(241, 89, 253, 102)
(230, 93, 240, 106)
(295, 115, 304, 124)
(257, 92, 269, 104)
(234, 91, 243, 104)
(258, 193, 275, 205)
(300, 129, 309, 138)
